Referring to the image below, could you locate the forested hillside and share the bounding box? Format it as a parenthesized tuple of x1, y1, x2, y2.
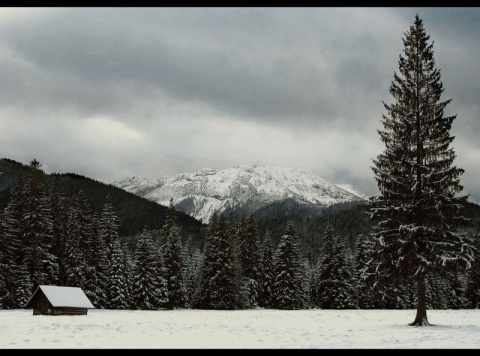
(0, 158, 204, 237)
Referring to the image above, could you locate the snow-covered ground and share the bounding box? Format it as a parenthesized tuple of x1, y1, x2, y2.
(1, 308, 479, 349)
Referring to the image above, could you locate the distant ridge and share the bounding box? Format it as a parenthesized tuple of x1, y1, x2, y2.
(113, 164, 369, 223)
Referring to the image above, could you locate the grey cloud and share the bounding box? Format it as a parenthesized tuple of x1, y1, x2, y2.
(0, 7, 479, 203)
(0, 8, 395, 126)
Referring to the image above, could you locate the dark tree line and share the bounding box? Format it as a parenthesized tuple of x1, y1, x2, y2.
(1, 159, 479, 311)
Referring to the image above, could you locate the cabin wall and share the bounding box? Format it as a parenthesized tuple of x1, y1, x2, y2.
(32, 294, 51, 315)
(52, 308, 88, 315)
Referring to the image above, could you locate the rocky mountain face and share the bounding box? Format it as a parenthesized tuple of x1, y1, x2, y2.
(113, 164, 369, 224)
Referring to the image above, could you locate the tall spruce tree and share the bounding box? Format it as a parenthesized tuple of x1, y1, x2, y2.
(355, 234, 377, 309)
(64, 193, 89, 288)
(47, 177, 69, 286)
(100, 193, 120, 257)
(0, 173, 28, 308)
(239, 214, 262, 308)
(271, 222, 307, 310)
(122, 246, 135, 309)
(160, 198, 176, 256)
(259, 229, 275, 308)
(106, 238, 131, 309)
(163, 200, 187, 309)
(22, 159, 58, 293)
(370, 14, 473, 325)
(75, 193, 107, 308)
(183, 245, 204, 308)
(88, 212, 109, 308)
(100, 193, 129, 309)
(313, 225, 358, 309)
(194, 212, 243, 309)
(0, 219, 6, 308)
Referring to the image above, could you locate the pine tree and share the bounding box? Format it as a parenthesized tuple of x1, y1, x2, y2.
(227, 212, 244, 307)
(22, 159, 58, 293)
(360, 233, 412, 309)
(121, 246, 134, 309)
(64, 193, 89, 288)
(100, 193, 121, 256)
(271, 222, 307, 310)
(314, 225, 358, 309)
(14, 262, 32, 308)
(162, 201, 187, 309)
(446, 272, 469, 309)
(106, 239, 131, 309)
(239, 214, 262, 308)
(160, 198, 176, 255)
(83, 205, 108, 308)
(426, 275, 449, 309)
(301, 256, 313, 309)
(183, 246, 204, 308)
(194, 212, 243, 309)
(259, 229, 275, 308)
(100, 193, 129, 309)
(155, 245, 169, 309)
(355, 234, 377, 309)
(64, 216, 86, 288)
(369, 14, 473, 325)
(0, 223, 6, 308)
(87, 212, 109, 308)
(0, 172, 28, 308)
(47, 176, 69, 286)
(132, 230, 168, 309)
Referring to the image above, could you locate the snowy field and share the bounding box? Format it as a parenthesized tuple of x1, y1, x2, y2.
(1, 308, 480, 349)
(0, 309, 480, 349)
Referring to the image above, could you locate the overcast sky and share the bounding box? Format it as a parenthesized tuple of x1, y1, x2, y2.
(1, 7, 479, 203)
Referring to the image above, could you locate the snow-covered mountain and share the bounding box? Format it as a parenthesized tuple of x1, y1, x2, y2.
(112, 164, 368, 224)
(334, 184, 370, 200)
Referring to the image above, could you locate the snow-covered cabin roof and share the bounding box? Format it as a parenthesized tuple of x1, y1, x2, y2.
(25, 285, 95, 309)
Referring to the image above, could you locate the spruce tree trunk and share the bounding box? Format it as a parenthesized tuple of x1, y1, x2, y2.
(409, 274, 430, 326)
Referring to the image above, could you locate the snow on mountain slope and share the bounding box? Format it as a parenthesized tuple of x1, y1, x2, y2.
(112, 164, 368, 223)
(334, 184, 370, 200)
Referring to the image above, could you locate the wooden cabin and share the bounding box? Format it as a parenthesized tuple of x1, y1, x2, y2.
(24, 285, 95, 315)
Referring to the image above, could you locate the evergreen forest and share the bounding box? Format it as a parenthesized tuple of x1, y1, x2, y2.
(0, 157, 479, 311)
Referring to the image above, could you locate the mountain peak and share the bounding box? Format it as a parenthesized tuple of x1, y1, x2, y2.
(113, 165, 368, 223)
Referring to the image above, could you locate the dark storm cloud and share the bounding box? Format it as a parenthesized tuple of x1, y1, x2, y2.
(0, 7, 479, 203)
(0, 8, 391, 125)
